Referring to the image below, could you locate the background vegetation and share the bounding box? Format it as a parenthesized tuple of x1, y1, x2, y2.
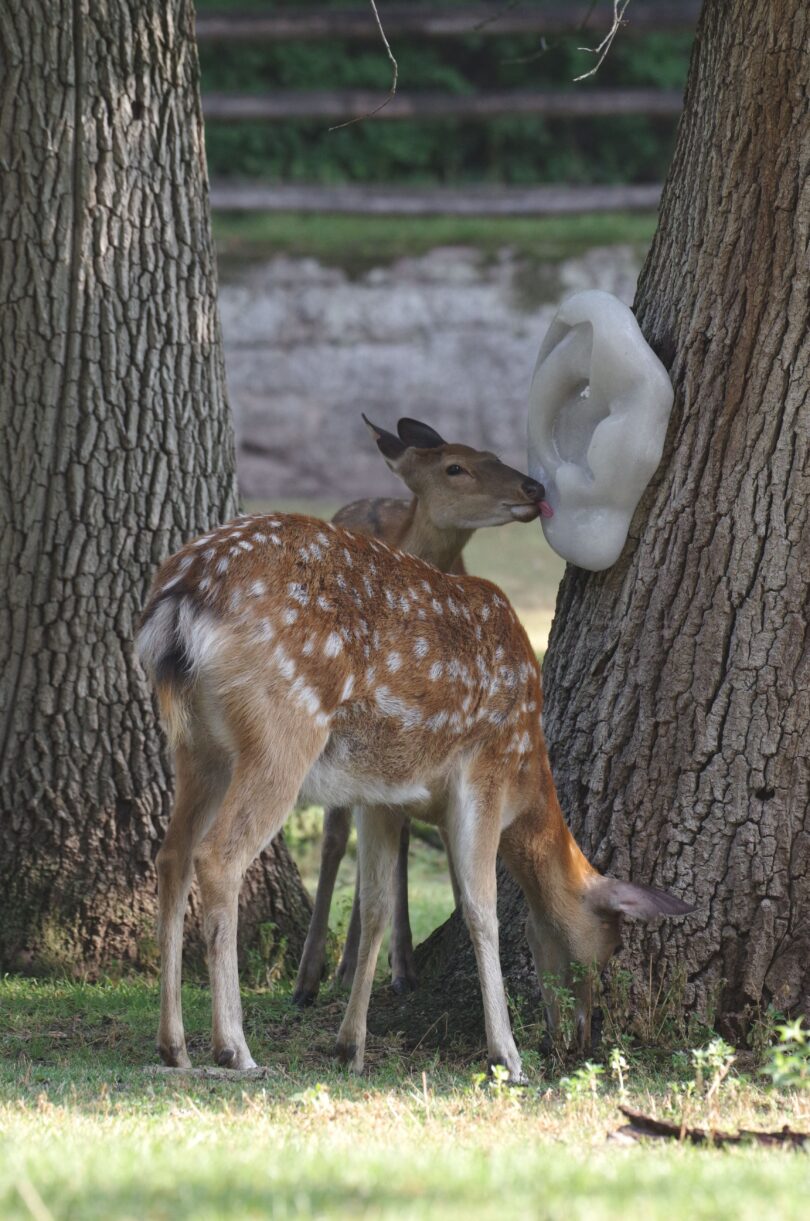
(197, 0, 692, 186)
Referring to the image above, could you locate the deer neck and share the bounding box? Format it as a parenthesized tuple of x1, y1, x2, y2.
(500, 765, 597, 938)
(396, 497, 473, 571)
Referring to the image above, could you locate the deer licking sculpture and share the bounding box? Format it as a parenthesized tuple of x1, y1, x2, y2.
(138, 513, 693, 1080)
(293, 414, 551, 1006)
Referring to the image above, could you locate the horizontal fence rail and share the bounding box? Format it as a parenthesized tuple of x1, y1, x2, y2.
(208, 181, 664, 216)
(202, 88, 683, 123)
(196, 4, 702, 42)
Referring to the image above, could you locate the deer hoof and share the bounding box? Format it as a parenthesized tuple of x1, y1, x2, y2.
(292, 986, 317, 1008)
(334, 1039, 356, 1063)
(215, 1046, 257, 1070)
(158, 1041, 191, 1069)
(391, 975, 416, 996)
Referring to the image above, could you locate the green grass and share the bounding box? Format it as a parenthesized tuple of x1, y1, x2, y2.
(213, 210, 657, 276)
(2, 975, 810, 1220)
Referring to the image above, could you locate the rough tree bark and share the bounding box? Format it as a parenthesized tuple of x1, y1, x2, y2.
(0, 0, 311, 974)
(371, 0, 809, 1049)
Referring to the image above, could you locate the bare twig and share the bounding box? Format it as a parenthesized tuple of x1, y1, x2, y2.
(472, 0, 523, 34)
(574, 0, 631, 81)
(329, 0, 398, 131)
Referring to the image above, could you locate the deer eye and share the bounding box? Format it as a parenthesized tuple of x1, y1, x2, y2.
(446, 464, 464, 476)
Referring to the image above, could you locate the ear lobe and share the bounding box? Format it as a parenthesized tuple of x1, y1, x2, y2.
(587, 878, 695, 921)
(396, 417, 446, 449)
(362, 413, 407, 463)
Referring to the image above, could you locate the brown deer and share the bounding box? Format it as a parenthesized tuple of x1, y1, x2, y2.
(137, 512, 692, 1080)
(293, 414, 550, 1006)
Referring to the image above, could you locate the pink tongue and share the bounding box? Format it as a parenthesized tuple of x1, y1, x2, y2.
(539, 500, 554, 519)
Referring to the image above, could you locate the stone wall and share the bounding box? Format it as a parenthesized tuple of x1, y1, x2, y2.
(218, 245, 641, 501)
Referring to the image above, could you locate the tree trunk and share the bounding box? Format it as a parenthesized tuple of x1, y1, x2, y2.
(371, 0, 809, 1048)
(0, 0, 311, 975)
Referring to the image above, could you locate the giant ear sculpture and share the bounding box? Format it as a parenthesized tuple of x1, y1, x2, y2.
(527, 290, 674, 571)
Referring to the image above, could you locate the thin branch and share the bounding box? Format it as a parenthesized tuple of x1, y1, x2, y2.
(574, 0, 631, 81)
(329, 0, 398, 131)
(472, 0, 523, 34)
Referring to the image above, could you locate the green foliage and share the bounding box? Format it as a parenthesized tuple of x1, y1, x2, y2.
(761, 1019, 810, 1090)
(197, 9, 692, 186)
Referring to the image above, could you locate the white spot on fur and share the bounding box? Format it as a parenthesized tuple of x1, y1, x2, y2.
(425, 710, 448, 732)
(386, 652, 402, 672)
(291, 676, 322, 717)
(283, 608, 298, 625)
(255, 619, 274, 642)
(374, 686, 422, 727)
(288, 582, 309, 605)
(253, 533, 267, 544)
(428, 661, 443, 681)
(238, 540, 253, 552)
(414, 638, 429, 659)
(342, 548, 353, 567)
(250, 580, 266, 597)
(325, 632, 343, 657)
(340, 673, 355, 701)
(216, 558, 229, 575)
(431, 599, 443, 615)
(317, 596, 332, 612)
(273, 645, 295, 681)
(270, 534, 281, 546)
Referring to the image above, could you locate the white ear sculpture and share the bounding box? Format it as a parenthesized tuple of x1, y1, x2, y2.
(527, 290, 674, 572)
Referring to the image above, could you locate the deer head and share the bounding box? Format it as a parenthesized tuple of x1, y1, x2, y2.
(362, 414, 552, 529)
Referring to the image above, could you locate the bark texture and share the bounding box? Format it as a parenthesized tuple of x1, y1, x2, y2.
(371, 0, 809, 1048)
(0, 0, 310, 974)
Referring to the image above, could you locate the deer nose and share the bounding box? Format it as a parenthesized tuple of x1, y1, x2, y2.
(521, 478, 545, 502)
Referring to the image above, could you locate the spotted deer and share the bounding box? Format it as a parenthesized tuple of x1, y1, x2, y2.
(138, 512, 692, 1080)
(293, 414, 551, 1006)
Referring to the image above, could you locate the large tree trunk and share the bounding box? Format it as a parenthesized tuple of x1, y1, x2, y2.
(371, 0, 809, 1049)
(0, 0, 311, 974)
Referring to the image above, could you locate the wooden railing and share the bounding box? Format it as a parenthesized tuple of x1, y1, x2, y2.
(201, 4, 699, 215)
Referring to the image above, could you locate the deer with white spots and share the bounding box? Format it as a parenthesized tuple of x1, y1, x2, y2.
(138, 512, 693, 1079)
(293, 414, 551, 1007)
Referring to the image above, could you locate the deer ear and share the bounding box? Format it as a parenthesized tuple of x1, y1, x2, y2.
(362, 413, 407, 463)
(587, 878, 695, 921)
(396, 417, 446, 449)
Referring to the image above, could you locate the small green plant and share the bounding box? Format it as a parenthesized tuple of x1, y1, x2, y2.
(541, 972, 577, 1058)
(690, 1037, 736, 1100)
(471, 1063, 512, 1093)
(608, 1048, 630, 1101)
(761, 1019, 810, 1090)
(244, 922, 289, 989)
(559, 1061, 604, 1102)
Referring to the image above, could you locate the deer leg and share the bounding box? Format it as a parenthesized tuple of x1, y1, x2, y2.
(335, 863, 361, 990)
(335, 805, 402, 1074)
(156, 740, 230, 1068)
(293, 805, 352, 1006)
(194, 723, 328, 1070)
(389, 819, 418, 993)
(439, 826, 462, 910)
(444, 783, 524, 1083)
